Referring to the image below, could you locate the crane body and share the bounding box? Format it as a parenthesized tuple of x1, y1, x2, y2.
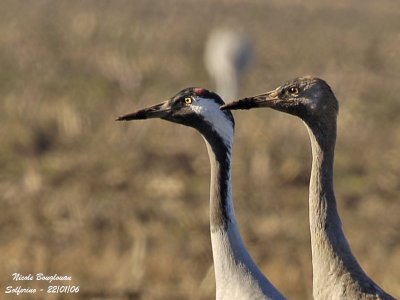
(117, 87, 286, 300)
(222, 77, 395, 300)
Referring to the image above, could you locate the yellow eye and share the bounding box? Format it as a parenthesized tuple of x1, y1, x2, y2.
(184, 97, 192, 104)
(288, 87, 299, 96)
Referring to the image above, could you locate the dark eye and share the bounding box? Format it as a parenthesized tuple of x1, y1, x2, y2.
(288, 87, 299, 96)
(184, 97, 192, 104)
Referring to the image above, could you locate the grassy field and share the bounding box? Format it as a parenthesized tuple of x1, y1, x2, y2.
(0, 0, 399, 299)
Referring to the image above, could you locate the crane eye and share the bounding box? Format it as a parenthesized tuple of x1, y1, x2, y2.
(288, 87, 299, 96)
(184, 97, 192, 104)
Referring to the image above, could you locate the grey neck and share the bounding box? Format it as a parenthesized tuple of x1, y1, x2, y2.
(202, 133, 285, 300)
(306, 120, 339, 231)
(305, 119, 392, 299)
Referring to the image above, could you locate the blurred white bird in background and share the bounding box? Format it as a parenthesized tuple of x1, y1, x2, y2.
(204, 28, 253, 102)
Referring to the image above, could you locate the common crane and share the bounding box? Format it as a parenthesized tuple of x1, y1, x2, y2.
(117, 87, 286, 300)
(221, 76, 395, 300)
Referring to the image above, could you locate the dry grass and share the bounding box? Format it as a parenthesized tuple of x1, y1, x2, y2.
(0, 0, 399, 299)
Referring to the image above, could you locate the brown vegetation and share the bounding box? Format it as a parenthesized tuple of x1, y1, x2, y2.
(0, 1, 399, 299)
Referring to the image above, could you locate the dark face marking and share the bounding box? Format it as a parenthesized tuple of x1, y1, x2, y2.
(166, 88, 234, 229)
(116, 87, 235, 230)
(165, 87, 234, 131)
(275, 77, 339, 117)
(222, 77, 338, 124)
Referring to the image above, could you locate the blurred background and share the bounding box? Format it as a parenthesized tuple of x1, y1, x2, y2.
(0, 0, 399, 299)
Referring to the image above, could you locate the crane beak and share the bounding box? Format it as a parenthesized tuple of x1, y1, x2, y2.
(221, 89, 280, 111)
(116, 100, 171, 121)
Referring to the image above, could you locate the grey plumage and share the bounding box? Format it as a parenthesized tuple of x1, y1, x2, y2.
(117, 87, 286, 300)
(221, 76, 395, 300)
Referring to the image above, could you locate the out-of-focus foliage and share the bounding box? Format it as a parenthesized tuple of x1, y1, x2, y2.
(0, 0, 399, 299)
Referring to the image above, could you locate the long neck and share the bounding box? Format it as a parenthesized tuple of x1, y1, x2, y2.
(306, 118, 378, 298)
(202, 134, 285, 300)
(307, 119, 340, 234)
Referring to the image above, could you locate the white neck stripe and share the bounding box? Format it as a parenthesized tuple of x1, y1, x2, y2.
(190, 97, 234, 147)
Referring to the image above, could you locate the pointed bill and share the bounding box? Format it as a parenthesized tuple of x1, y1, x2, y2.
(116, 100, 171, 121)
(220, 88, 280, 111)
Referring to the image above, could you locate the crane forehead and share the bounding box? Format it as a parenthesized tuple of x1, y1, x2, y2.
(194, 87, 206, 95)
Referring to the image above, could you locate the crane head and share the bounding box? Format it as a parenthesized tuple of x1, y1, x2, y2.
(116, 87, 235, 145)
(221, 76, 338, 122)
